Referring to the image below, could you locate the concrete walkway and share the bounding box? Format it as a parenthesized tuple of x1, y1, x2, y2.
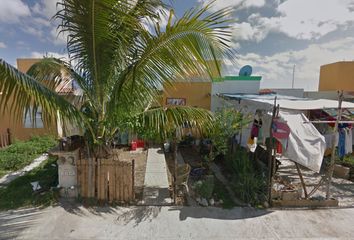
(2, 205, 354, 240)
(142, 148, 172, 205)
(0, 154, 48, 186)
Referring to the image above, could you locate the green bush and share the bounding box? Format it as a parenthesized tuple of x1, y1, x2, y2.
(213, 178, 235, 209)
(194, 175, 215, 199)
(228, 148, 266, 206)
(0, 135, 57, 172)
(0, 156, 58, 210)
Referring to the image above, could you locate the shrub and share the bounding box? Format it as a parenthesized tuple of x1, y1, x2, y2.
(0, 135, 57, 171)
(194, 175, 215, 199)
(228, 148, 267, 206)
(0, 156, 59, 210)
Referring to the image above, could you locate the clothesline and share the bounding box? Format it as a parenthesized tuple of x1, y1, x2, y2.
(304, 121, 354, 124)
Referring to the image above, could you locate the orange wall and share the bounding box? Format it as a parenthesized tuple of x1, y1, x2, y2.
(162, 82, 212, 110)
(17, 58, 41, 73)
(0, 59, 57, 141)
(319, 61, 354, 91)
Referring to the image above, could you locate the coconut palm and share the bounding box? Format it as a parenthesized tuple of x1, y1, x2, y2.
(0, 0, 235, 157)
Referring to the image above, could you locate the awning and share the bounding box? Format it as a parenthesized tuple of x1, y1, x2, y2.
(221, 94, 354, 110)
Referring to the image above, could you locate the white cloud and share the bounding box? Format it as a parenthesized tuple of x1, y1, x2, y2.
(243, 0, 266, 8)
(50, 27, 69, 46)
(198, 0, 265, 11)
(0, 0, 31, 23)
(33, 17, 51, 27)
(232, 21, 270, 42)
(0, 42, 6, 48)
(30, 51, 69, 62)
(226, 37, 354, 90)
(22, 26, 44, 38)
(32, 0, 61, 19)
(233, 0, 354, 42)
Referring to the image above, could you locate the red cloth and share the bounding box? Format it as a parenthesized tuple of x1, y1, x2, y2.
(131, 141, 137, 151)
(272, 120, 290, 140)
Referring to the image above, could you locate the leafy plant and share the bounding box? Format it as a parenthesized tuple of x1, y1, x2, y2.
(0, 135, 56, 172)
(194, 175, 215, 199)
(208, 107, 251, 159)
(213, 178, 235, 209)
(0, 156, 58, 210)
(228, 148, 266, 206)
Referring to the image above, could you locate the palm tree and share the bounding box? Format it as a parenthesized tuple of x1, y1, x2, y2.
(0, 0, 234, 157)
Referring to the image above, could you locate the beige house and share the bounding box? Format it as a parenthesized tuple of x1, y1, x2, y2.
(0, 58, 77, 141)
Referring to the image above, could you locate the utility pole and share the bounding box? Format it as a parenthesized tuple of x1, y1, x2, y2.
(291, 64, 296, 89)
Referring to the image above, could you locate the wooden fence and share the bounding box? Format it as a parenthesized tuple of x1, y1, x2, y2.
(77, 158, 135, 203)
(0, 128, 11, 149)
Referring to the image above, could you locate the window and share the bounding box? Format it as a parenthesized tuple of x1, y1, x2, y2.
(166, 98, 186, 106)
(23, 107, 44, 128)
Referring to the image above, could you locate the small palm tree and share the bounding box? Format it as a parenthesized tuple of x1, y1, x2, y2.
(0, 0, 235, 157)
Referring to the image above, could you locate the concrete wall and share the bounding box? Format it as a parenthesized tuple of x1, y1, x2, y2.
(319, 61, 354, 91)
(0, 59, 57, 141)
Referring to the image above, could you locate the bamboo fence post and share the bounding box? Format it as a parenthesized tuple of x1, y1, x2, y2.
(267, 97, 277, 205)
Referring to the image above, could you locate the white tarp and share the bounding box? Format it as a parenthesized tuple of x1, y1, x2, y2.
(279, 111, 326, 173)
(222, 94, 354, 110)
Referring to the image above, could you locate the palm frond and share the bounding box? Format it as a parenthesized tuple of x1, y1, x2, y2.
(108, 4, 236, 115)
(0, 59, 81, 125)
(133, 106, 214, 140)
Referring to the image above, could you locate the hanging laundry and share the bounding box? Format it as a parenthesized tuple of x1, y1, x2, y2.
(247, 136, 257, 152)
(272, 119, 290, 140)
(345, 128, 353, 154)
(338, 129, 346, 158)
(250, 118, 262, 139)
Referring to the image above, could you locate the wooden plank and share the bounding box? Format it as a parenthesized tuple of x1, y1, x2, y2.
(108, 162, 115, 203)
(78, 160, 83, 197)
(81, 160, 86, 198)
(295, 162, 308, 199)
(116, 161, 121, 202)
(97, 159, 102, 200)
(115, 161, 119, 201)
(122, 163, 126, 202)
(77, 159, 81, 196)
(111, 162, 116, 202)
(84, 160, 89, 198)
(104, 162, 108, 201)
(119, 161, 123, 202)
(82, 159, 86, 198)
(101, 160, 106, 201)
(92, 158, 96, 198)
(124, 163, 129, 202)
(131, 160, 135, 201)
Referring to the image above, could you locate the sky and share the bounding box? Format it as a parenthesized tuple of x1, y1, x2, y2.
(0, 0, 354, 90)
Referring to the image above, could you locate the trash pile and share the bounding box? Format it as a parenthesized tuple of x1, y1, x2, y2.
(272, 177, 302, 201)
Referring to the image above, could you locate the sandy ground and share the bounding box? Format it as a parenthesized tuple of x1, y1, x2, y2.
(1, 204, 354, 240)
(277, 159, 354, 207)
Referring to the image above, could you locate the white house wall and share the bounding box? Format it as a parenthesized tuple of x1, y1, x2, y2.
(211, 80, 261, 112)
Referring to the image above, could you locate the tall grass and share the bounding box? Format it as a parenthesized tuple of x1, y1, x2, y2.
(0, 135, 57, 172)
(227, 148, 267, 206)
